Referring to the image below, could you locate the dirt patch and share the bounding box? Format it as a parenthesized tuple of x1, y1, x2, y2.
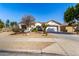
(10, 32, 56, 38)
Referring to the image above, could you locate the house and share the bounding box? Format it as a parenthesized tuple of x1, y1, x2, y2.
(19, 22, 35, 29)
(18, 20, 62, 32)
(46, 20, 62, 32)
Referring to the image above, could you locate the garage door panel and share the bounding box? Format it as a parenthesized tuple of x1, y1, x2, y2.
(46, 27, 58, 32)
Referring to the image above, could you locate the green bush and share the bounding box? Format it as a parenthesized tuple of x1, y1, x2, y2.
(32, 28, 38, 32)
(0, 20, 4, 29)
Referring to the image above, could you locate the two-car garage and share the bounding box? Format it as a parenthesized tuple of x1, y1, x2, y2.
(46, 26, 60, 33)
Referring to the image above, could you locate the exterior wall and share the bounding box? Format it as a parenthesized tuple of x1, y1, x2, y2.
(60, 26, 66, 32)
(35, 22, 42, 27)
(60, 26, 75, 33)
(66, 26, 74, 33)
(18, 24, 22, 29)
(31, 25, 35, 28)
(46, 21, 61, 32)
(58, 26, 60, 32)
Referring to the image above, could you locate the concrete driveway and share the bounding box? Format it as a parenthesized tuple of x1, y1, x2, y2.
(48, 33, 79, 56)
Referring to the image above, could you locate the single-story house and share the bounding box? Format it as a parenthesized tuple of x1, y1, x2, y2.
(46, 20, 62, 32)
(18, 20, 62, 32)
(60, 25, 76, 33)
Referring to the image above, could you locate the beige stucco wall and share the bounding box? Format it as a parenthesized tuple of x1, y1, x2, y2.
(35, 22, 42, 27)
(18, 24, 22, 29)
(66, 26, 74, 33)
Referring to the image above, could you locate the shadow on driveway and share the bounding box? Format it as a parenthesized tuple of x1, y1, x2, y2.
(48, 32, 74, 35)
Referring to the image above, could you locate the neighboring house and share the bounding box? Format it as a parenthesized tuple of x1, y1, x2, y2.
(18, 22, 27, 29)
(19, 22, 35, 29)
(19, 20, 62, 32)
(60, 25, 75, 33)
(19, 22, 40, 28)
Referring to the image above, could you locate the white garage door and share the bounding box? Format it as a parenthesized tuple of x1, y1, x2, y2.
(46, 27, 58, 32)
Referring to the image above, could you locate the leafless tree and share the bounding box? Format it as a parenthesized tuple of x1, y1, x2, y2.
(21, 15, 35, 27)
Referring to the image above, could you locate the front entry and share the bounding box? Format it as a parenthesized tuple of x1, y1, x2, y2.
(21, 25, 27, 29)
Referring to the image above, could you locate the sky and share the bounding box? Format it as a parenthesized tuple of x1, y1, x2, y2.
(0, 3, 76, 24)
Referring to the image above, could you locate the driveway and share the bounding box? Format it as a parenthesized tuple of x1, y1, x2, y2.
(48, 33, 79, 56)
(49, 33, 79, 41)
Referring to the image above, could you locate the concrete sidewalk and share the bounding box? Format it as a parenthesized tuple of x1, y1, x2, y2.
(42, 43, 67, 56)
(54, 38, 79, 56)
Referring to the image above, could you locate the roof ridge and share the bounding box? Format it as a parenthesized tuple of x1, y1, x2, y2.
(47, 19, 62, 25)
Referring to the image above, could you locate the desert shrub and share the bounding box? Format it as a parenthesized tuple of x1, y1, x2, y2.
(2, 28, 11, 32)
(12, 25, 20, 33)
(32, 28, 38, 32)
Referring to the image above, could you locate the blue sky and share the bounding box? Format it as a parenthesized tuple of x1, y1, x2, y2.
(0, 3, 76, 23)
